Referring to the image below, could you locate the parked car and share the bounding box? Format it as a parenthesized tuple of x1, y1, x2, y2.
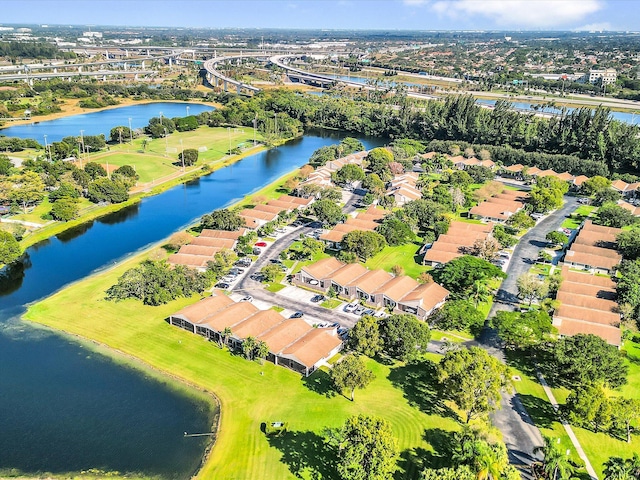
(240, 295, 253, 302)
(215, 282, 230, 289)
(250, 273, 263, 281)
(344, 303, 358, 313)
(310, 294, 325, 303)
(255, 241, 268, 247)
(361, 309, 375, 316)
(252, 247, 262, 255)
(290, 311, 304, 319)
(353, 306, 366, 315)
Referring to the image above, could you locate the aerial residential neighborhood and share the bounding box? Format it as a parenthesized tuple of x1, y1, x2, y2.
(2, 2, 640, 480)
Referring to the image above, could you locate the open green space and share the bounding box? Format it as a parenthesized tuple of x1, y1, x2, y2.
(507, 339, 640, 478)
(365, 241, 430, 279)
(561, 205, 595, 230)
(24, 250, 463, 480)
(320, 299, 342, 309)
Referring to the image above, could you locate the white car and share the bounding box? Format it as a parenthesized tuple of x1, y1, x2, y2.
(344, 302, 358, 313)
(240, 295, 253, 302)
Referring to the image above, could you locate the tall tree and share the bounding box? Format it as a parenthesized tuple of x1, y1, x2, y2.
(438, 346, 509, 423)
(331, 354, 375, 401)
(0, 230, 21, 265)
(611, 397, 640, 443)
(200, 208, 244, 231)
(335, 414, 398, 480)
(516, 273, 550, 306)
(378, 314, 431, 362)
(348, 315, 382, 357)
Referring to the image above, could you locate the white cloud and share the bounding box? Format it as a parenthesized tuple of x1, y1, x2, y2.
(403, 0, 429, 6)
(431, 0, 603, 28)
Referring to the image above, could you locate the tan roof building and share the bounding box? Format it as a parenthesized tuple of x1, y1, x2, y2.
(190, 236, 236, 249)
(555, 318, 621, 346)
(200, 229, 246, 239)
(179, 245, 221, 257)
(572, 175, 589, 187)
(168, 253, 209, 269)
(560, 266, 615, 288)
(374, 275, 420, 303)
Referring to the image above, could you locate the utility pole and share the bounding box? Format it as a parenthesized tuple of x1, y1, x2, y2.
(253, 116, 257, 146)
(44, 134, 51, 161)
(128, 117, 133, 144)
(227, 126, 231, 154)
(186, 105, 190, 117)
(164, 128, 168, 156)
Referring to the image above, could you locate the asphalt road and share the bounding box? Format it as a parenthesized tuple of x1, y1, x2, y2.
(479, 196, 580, 477)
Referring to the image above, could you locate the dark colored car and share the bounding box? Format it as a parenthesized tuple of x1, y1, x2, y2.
(310, 294, 325, 303)
(215, 282, 230, 289)
(290, 311, 304, 318)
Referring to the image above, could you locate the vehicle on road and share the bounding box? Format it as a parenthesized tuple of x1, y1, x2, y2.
(215, 282, 230, 289)
(240, 295, 253, 302)
(250, 273, 264, 281)
(310, 294, 325, 303)
(290, 311, 304, 318)
(255, 241, 268, 247)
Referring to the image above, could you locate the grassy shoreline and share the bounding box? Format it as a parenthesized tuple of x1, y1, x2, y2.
(21, 163, 465, 479)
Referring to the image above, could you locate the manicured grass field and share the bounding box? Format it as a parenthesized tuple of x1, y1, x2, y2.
(88, 127, 261, 183)
(507, 339, 640, 477)
(561, 205, 595, 230)
(320, 299, 342, 309)
(24, 252, 462, 480)
(365, 241, 431, 279)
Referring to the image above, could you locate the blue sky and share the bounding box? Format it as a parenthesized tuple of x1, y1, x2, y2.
(1, 0, 637, 31)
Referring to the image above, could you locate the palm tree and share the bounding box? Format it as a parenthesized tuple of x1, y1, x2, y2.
(603, 457, 634, 480)
(533, 436, 574, 480)
(471, 280, 491, 308)
(242, 336, 257, 361)
(473, 442, 503, 480)
(255, 340, 269, 365)
(220, 326, 232, 349)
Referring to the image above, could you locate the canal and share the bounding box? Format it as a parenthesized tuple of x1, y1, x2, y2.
(0, 103, 385, 478)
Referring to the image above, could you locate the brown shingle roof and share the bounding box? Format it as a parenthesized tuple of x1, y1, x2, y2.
(301, 257, 345, 280)
(374, 275, 420, 302)
(179, 245, 220, 257)
(504, 164, 524, 172)
(281, 329, 343, 368)
(564, 250, 621, 271)
(573, 231, 618, 248)
(278, 194, 313, 206)
(200, 302, 260, 332)
(231, 309, 287, 339)
(200, 229, 246, 239)
(581, 220, 622, 236)
(168, 253, 209, 268)
(400, 282, 450, 311)
(573, 175, 589, 187)
(570, 243, 621, 259)
(239, 208, 279, 221)
(320, 224, 359, 243)
(172, 293, 235, 324)
(350, 269, 394, 294)
(365, 205, 389, 218)
(554, 318, 621, 346)
(423, 249, 461, 265)
(554, 304, 619, 327)
(344, 217, 381, 231)
(556, 291, 618, 313)
(557, 280, 616, 300)
(258, 318, 314, 353)
(190, 237, 236, 249)
(330, 263, 369, 286)
(253, 204, 285, 214)
(560, 266, 615, 288)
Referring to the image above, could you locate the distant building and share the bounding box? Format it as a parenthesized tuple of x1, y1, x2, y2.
(588, 68, 617, 85)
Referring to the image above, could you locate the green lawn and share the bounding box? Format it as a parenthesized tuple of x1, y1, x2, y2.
(320, 299, 342, 309)
(24, 251, 462, 480)
(365, 242, 431, 279)
(92, 152, 178, 183)
(505, 339, 640, 478)
(561, 205, 595, 230)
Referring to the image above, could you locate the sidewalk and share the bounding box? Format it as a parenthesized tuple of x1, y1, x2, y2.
(537, 372, 599, 480)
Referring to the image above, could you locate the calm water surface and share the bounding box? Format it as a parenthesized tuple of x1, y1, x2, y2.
(0, 102, 214, 143)
(0, 103, 384, 478)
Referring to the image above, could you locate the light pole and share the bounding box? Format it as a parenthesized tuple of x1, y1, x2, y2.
(186, 106, 190, 117)
(128, 117, 133, 144)
(180, 139, 185, 171)
(253, 116, 257, 146)
(80, 129, 86, 164)
(43, 134, 51, 161)
(227, 126, 231, 154)
(164, 128, 168, 156)
(159, 111, 163, 126)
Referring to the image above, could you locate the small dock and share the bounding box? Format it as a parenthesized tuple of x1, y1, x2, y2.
(183, 432, 215, 437)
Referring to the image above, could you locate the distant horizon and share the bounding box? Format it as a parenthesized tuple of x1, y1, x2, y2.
(0, 1, 636, 32)
(2, 23, 640, 34)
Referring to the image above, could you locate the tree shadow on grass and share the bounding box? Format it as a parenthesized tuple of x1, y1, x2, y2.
(516, 394, 558, 429)
(301, 368, 336, 398)
(267, 430, 337, 480)
(395, 428, 459, 479)
(387, 360, 457, 419)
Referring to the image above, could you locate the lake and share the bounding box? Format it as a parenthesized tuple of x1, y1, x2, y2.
(0, 102, 214, 143)
(0, 102, 384, 479)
